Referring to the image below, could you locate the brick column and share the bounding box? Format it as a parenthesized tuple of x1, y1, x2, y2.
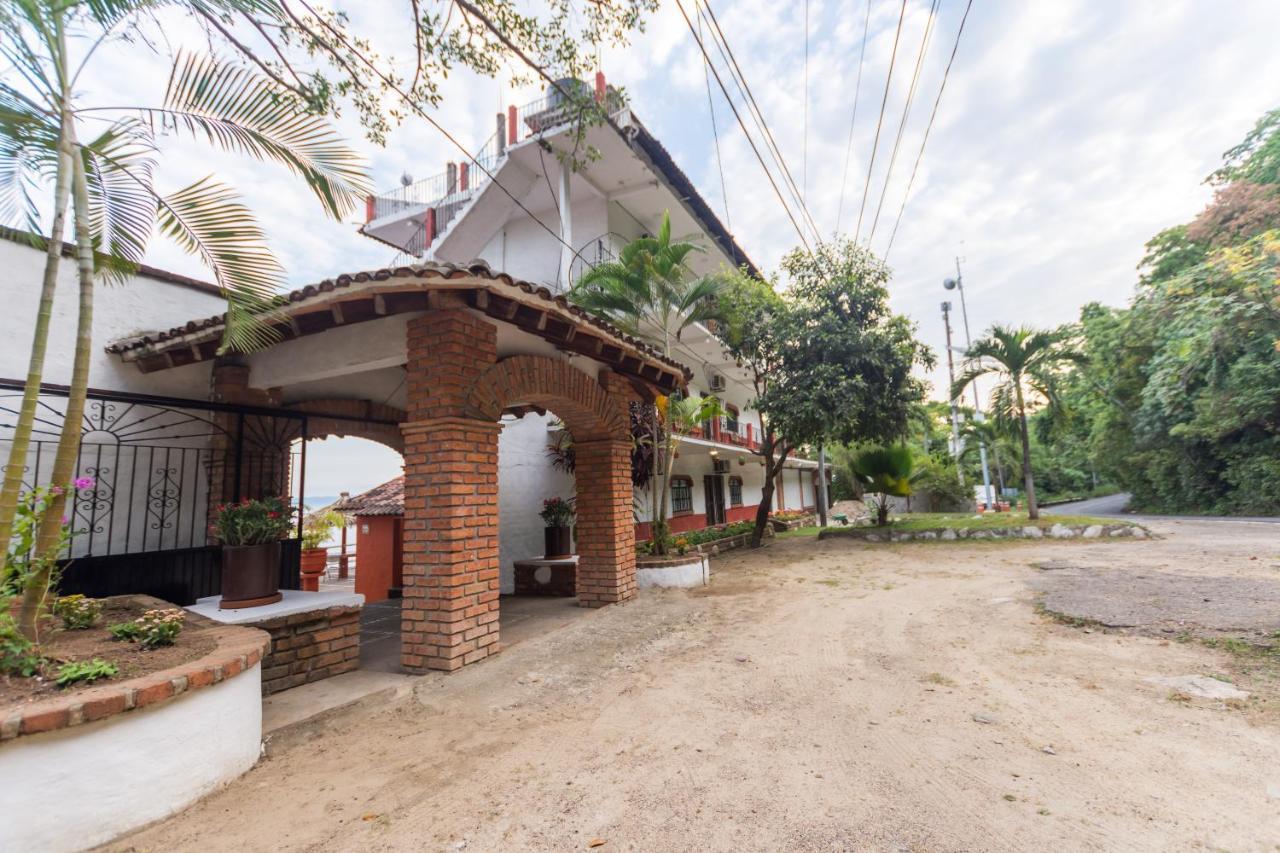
(574, 437, 636, 606)
(400, 309, 502, 673)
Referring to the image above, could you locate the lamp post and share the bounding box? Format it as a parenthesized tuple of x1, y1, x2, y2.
(941, 301, 963, 485)
(944, 261, 995, 510)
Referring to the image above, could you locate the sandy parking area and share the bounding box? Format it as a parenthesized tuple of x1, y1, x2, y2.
(110, 519, 1280, 852)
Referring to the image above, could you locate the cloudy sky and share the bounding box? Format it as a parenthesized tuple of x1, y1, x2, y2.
(62, 0, 1280, 495)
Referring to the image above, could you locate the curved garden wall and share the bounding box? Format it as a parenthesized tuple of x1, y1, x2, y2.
(0, 621, 268, 852)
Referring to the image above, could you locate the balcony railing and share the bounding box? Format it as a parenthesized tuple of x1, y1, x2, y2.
(366, 84, 628, 261)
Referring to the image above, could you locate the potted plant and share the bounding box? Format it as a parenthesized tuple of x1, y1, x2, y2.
(540, 497, 575, 558)
(212, 497, 294, 609)
(299, 509, 345, 592)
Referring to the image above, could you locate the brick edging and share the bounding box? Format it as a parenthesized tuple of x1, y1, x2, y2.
(1, 623, 270, 743)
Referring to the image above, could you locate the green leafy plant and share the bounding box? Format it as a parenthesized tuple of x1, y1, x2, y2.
(53, 593, 101, 629)
(851, 446, 916, 527)
(539, 497, 575, 527)
(55, 658, 117, 688)
(0, 600, 44, 677)
(212, 498, 294, 546)
(301, 509, 345, 550)
(110, 608, 185, 649)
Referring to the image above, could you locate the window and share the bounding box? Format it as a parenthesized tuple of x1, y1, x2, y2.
(671, 476, 693, 515)
(728, 476, 743, 506)
(723, 405, 739, 435)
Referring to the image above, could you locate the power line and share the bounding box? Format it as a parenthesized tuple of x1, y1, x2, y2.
(696, 4, 731, 232)
(884, 0, 975, 260)
(854, 0, 908, 243)
(868, 0, 940, 244)
(803, 0, 809, 205)
(290, 0, 585, 268)
(835, 0, 872, 236)
(674, 0, 814, 253)
(698, 1, 822, 243)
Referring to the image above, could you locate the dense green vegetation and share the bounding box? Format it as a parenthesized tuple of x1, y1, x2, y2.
(1041, 108, 1280, 515)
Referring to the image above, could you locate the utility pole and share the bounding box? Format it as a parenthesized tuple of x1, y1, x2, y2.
(945, 257, 995, 510)
(816, 445, 829, 527)
(941, 301, 963, 486)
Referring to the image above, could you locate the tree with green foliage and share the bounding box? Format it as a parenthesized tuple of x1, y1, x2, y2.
(953, 326, 1085, 519)
(0, 1, 370, 639)
(717, 240, 932, 546)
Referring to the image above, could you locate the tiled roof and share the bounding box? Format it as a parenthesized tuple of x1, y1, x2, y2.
(332, 476, 403, 516)
(103, 259, 691, 385)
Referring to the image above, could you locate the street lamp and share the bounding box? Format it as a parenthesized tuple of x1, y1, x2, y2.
(944, 266, 995, 511)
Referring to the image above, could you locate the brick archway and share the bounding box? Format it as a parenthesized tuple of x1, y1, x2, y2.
(286, 398, 406, 452)
(399, 310, 638, 673)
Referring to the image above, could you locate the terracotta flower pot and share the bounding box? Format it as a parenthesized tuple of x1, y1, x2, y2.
(220, 542, 282, 609)
(299, 548, 328, 592)
(544, 525, 572, 558)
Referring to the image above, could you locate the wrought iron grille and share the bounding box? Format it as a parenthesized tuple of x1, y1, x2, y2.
(0, 387, 303, 559)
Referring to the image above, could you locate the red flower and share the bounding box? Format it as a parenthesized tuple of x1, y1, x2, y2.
(267, 511, 279, 518)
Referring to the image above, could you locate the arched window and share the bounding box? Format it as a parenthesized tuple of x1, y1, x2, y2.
(670, 476, 694, 515)
(728, 476, 743, 507)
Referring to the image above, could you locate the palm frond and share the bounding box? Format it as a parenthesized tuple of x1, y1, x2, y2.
(158, 52, 368, 220)
(81, 120, 157, 282)
(155, 175, 286, 353)
(0, 83, 58, 236)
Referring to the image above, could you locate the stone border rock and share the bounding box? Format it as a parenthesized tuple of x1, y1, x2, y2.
(818, 522, 1150, 544)
(1, 595, 270, 743)
(636, 554, 710, 588)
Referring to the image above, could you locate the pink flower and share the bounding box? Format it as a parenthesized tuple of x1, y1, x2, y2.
(50, 485, 64, 496)
(61, 515, 69, 525)
(73, 477, 95, 490)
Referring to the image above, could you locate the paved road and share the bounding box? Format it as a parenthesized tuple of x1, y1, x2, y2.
(1046, 492, 1279, 524)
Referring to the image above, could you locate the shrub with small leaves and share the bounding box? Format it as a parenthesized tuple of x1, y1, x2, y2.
(55, 658, 118, 687)
(109, 608, 185, 648)
(54, 594, 102, 629)
(1, 601, 44, 677)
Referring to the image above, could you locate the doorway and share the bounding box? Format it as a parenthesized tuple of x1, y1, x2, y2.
(703, 474, 727, 526)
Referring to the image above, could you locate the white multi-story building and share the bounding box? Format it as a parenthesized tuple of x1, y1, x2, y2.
(0, 75, 819, 605)
(360, 76, 820, 568)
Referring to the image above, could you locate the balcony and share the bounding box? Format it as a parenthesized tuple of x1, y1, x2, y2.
(364, 80, 627, 263)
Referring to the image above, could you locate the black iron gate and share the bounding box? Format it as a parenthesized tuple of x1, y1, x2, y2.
(1, 381, 308, 605)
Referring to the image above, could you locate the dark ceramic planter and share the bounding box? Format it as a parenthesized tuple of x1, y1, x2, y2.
(220, 542, 282, 609)
(544, 526, 572, 558)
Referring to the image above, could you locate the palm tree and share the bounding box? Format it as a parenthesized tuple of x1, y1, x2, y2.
(1, 2, 367, 638)
(570, 210, 722, 355)
(952, 326, 1085, 519)
(570, 210, 723, 554)
(958, 416, 1018, 500)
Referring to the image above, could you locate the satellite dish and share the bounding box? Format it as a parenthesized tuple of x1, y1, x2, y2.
(943, 277, 958, 290)
(400, 172, 414, 187)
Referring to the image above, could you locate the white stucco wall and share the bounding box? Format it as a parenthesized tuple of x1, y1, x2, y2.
(474, 194, 608, 292)
(0, 237, 224, 397)
(497, 412, 574, 593)
(782, 468, 804, 511)
(0, 663, 262, 853)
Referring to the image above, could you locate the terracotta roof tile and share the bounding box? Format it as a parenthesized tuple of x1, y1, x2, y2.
(332, 476, 404, 516)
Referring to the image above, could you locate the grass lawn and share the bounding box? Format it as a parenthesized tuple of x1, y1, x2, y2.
(886, 512, 1128, 531)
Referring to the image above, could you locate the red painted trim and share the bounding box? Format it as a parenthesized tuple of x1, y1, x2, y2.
(426, 208, 437, 246)
(634, 504, 760, 541)
(459, 162, 469, 191)
(507, 105, 518, 145)
(595, 71, 607, 102)
(365, 194, 375, 223)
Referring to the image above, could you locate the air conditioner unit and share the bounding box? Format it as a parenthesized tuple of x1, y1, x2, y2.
(708, 373, 726, 392)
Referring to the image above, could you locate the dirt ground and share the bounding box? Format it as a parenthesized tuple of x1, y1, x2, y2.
(110, 518, 1280, 852)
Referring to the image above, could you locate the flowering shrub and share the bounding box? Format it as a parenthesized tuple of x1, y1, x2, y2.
(212, 497, 294, 546)
(539, 497, 575, 527)
(53, 594, 102, 629)
(2, 481, 84, 597)
(109, 608, 185, 648)
(770, 510, 809, 522)
(673, 536, 690, 555)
